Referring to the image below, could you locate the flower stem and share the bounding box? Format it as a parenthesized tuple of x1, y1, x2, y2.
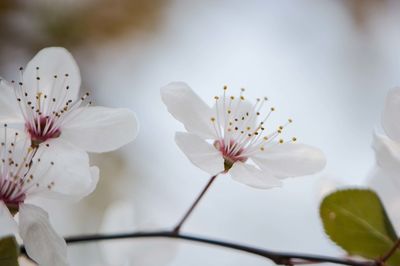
(380, 238, 400, 263)
(173, 174, 218, 234)
(20, 230, 378, 266)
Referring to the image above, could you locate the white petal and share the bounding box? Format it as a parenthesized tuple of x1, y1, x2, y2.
(161, 82, 216, 139)
(175, 132, 224, 175)
(0, 201, 18, 238)
(31, 138, 95, 201)
(228, 162, 281, 189)
(86, 166, 100, 195)
(0, 79, 21, 121)
(62, 106, 138, 153)
(382, 87, 400, 141)
(372, 132, 400, 172)
(252, 143, 326, 179)
(23, 47, 81, 104)
(19, 204, 68, 266)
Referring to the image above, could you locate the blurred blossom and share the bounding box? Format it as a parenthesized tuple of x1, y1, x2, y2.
(373, 87, 400, 180)
(369, 87, 400, 233)
(100, 200, 178, 266)
(368, 168, 400, 233)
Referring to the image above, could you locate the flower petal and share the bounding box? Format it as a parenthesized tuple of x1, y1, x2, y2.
(23, 47, 81, 104)
(228, 162, 281, 189)
(61, 106, 138, 153)
(19, 204, 68, 266)
(0, 79, 21, 121)
(32, 138, 96, 201)
(252, 143, 326, 179)
(372, 132, 400, 173)
(175, 132, 224, 175)
(86, 166, 100, 195)
(0, 201, 18, 238)
(161, 82, 216, 139)
(382, 87, 400, 142)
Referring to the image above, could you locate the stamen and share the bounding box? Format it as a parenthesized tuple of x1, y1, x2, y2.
(208, 86, 296, 163)
(9, 66, 92, 146)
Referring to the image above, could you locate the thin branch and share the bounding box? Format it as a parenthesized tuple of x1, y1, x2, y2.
(173, 175, 218, 233)
(21, 230, 378, 266)
(379, 238, 400, 263)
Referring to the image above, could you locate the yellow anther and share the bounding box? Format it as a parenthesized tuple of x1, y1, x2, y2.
(271, 107, 275, 111)
(263, 136, 268, 141)
(288, 118, 293, 123)
(292, 137, 297, 142)
(260, 147, 265, 151)
(227, 109, 231, 114)
(246, 126, 251, 130)
(240, 96, 245, 100)
(223, 85, 228, 90)
(214, 96, 219, 100)
(277, 129, 282, 133)
(230, 96, 235, 100)
(279, 126, 283, 130)
(279, 139, 284, 144)
(211, 117, 216, 122)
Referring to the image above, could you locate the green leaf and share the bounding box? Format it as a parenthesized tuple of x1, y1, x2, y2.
(0, 236, 19, 266)
(320, 189, 400, 266)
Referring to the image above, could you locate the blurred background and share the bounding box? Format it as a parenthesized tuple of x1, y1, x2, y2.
(2, 0, 400, 265)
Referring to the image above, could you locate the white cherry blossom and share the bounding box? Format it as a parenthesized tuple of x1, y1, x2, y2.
(0, 125, 98, 266)
(370, 87, 400, 231)
(161, 82, 326, 189)
(373, 87, 400, 182)
(0, 47, 139, 152)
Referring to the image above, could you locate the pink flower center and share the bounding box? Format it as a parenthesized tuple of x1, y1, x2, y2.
(26, 116, 61, 147)
(214, 140, 247, 171)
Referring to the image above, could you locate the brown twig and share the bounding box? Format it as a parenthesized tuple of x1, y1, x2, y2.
(20, 230, 378, 266)
(379, 238, 400, 264)
(173, 175, 218, 233)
